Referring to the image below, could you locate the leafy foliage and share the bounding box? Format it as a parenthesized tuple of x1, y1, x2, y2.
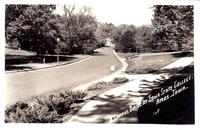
(152, 5, 193, 51)
(95, 22, 115, 47)
(135, 26, 154, 52)
(60, 5, 98, 54)
(112, 77, 129, 84)
(112, 5, 194, 53)
(112, 24, 154, 53)
(5, 5, 29, 30)
(6, 5, 57, 56)
(87, 81, 108, 91)
(5, 5, 100, 55)
(5, 101, 59, 123)
(112, 24, 137, 53)
(5, 90, 86, 123)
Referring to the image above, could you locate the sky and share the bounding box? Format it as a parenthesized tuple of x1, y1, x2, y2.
(53, 0, 154, 26)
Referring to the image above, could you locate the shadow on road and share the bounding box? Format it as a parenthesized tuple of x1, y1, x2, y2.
(5, 66, 34, 71)
(171, 51, 193, 58)
(70, 94, 140, 123)
(5, 55, 77, 71)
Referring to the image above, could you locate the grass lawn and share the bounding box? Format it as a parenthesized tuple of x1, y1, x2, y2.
(5, 47, 89, 71)
(85, 77, 128, 99)
(117, 51, 193, 74)
(5, 47, 36, 56)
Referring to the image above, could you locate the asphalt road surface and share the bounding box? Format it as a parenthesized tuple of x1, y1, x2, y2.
(5, 47, 122, 105)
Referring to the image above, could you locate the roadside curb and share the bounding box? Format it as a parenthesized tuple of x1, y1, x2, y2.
(68, 56, 194, 123)
(73, 50, 128, 91)
(112, 50, 128, 74)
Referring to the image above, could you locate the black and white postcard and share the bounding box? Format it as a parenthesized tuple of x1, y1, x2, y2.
(1, 0, 200, 129)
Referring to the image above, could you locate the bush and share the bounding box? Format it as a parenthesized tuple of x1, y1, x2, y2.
(5, 90, 87, 123)
(112, 77, 129, 84)
(87, 81, 108, 91)
(82, 44, 96, 55)
(5, 101, 60, 123)
(125, 68, 155, 74)
(70, 90, 87, 101)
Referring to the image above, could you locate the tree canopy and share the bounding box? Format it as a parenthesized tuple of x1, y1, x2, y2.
(5, 4, 99, 55)
(6, 5, 194, 55)
(6, 5, 57, 55)
(112, 24, 137, 53)
(152, 5, 193, 51)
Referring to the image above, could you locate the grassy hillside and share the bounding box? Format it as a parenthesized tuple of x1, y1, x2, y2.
(5, 48, 36, 56)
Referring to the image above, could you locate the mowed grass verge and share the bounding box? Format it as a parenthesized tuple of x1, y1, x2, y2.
(117, 51, 193, 74)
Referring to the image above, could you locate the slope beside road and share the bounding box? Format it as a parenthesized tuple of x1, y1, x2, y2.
(67, 56, 194, 123)
(5, 47, 122, 105)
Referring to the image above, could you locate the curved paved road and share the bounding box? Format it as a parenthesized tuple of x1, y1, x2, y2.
(5, 47, 122, 105)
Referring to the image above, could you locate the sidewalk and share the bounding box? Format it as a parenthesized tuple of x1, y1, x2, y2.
(67, 56, 194, 123)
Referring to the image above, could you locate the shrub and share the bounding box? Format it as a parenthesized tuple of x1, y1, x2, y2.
(5, 101, 60, 123)
(112, 77, 129, 84)
(5, 90, 87, 123)
(125, 68, 155, 74)
(87, 81, 108, 91)
(70, 90, 87, 101)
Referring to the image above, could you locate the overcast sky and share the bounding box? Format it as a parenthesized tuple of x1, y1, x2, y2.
(54, 0, 154, 26)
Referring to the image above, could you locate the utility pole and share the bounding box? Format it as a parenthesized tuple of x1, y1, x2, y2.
(56, 38, 60, 63)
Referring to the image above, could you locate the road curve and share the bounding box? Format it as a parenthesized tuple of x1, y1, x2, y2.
(5, 47, 122, 105)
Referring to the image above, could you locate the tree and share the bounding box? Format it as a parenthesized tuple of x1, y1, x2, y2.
(6, 5, 57, 56)
(5, 5, 29, 30)
(95, 22, 115, 47)
(152, 5, 193, 51)
(61, 5, 98, 54)
(135, 25, 153, 52)
(112, 24, 137, 53)
(5, 5, 29, 45)
(6, 4, 112, 55)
